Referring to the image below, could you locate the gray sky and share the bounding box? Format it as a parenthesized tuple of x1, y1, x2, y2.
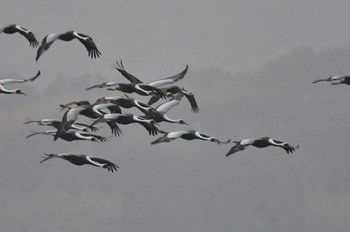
(1, 1, 350, 232)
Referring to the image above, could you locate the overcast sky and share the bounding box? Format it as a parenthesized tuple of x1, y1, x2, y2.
(1, 1, 350, 232)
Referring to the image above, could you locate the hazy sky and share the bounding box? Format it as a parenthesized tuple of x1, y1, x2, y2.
(1, 1, 350, 232)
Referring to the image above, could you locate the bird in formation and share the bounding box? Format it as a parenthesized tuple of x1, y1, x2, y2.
(151, 130, 231, 145)
(36, 30, 101, 61)
(0, 70, 40, 95)
(143, 93, 188, 124)
(147, 85, 200, 113)
(225, 137, 298, 156)
(26, 129, 108, 142)
(88, 82, 168, 99)
(313, 75, 350, 85)
(114, 59, 188, 87)
(95, 95, 156, 115)
(40, 153, 119, 173)
(24, 118, 99, 132)
(0, 24, 39, 47)
(114, 60, 199, 112)
(90, 113, 159, 136)
(54, 105, 91, 141)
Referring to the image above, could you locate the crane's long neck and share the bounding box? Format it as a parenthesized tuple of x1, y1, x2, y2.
(85, 156, 104, 168)
(267, 138, 284, 147)
(162, 114, 183, 124)
(0, 85, 17, 94)
(74, 132, 94, 141)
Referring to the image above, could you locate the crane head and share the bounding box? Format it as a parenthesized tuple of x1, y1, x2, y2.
(15, 89, 26, 95)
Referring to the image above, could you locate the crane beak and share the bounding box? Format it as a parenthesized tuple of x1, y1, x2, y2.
(312, 79, 327, 83)
(85, 85, 99, 91)
(40, 153, 55, 163)
(23, 119, 36, 124)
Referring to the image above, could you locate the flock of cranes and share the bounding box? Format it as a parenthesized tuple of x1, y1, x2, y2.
(1, 23, 305, 173)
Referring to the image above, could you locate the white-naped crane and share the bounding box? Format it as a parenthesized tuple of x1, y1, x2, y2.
(85, 81, 122, 90)
(0, 70, 40, 95)
(114, 59, 188, 87)
(312, 75, 350, 84)
(113, 60, 199, 111)
(327, 76, 350, 85)
(0, 24, 39, 47)
(40, 153, 119, 173)
(87, 82, 168, 99)
(54, 105, 90, 141)
(59, 100, 122, 136)
(59, 100, 91, 109)
(151, 130, 231, 145)
(108, 83, 168, 98)
(148, 86, 200, 113)
(26, 129, 108, 142)
(24, 118, 99, 132)
(99, 94, 187, 124)
(36, 31, 101, 61)
(90, 100, 124, 116)
(226, 137, 299, 156)
(95, 95, 155, 115)
(59, 100, 122, 118)
(144, 93, 188, 125)
(90, 113, 159, 136)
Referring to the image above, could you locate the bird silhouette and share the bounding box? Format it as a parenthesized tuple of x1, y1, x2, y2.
(90, 113, 159, 136)
(226, 137, 298, 156)
(26, 129, 108, 142)
(114, 60, 188, 87)
(0, 70, 40, 95)
(40, 153, 119, 173)
(0, 24, 39, 47)
(151, 130, 231, 145)
(36, 31, 101, 61)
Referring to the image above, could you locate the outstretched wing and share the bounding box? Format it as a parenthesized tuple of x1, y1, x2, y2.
(283, 145, 297, 154)
(15, 25, 39, 47)
(147, 65, 188, 87)
(114, 60, 143, 84)
(182, 89, 200, 113)
(272, 139, 298, 154)
(137, 84, 168, 99)
(89, 157, 119, 173)
(0, 70, 40, 85)
(26, 70, 41, 82)
(75, 32, 101, 58)
(226, 143, 246, 156)
(147, 95, 161, 105)
(155, 95, 181, 114)
(139, 121, 159, 136)
(107, 121, 123, 136)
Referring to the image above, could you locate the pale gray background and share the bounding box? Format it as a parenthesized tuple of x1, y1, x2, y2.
(1, 1, 350, 231)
